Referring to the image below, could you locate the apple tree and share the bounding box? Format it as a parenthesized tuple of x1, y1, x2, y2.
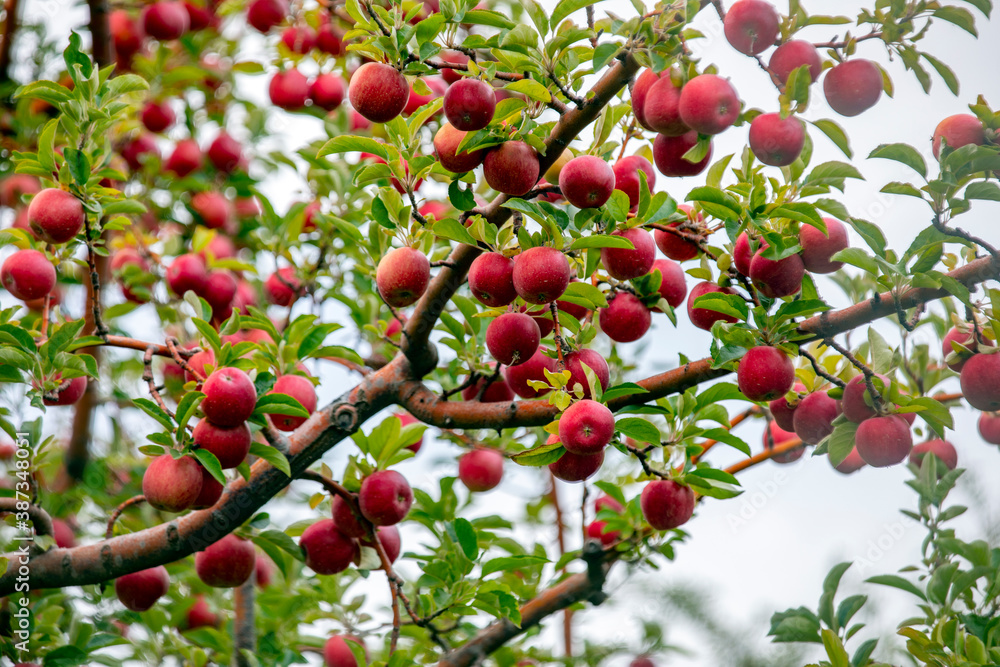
(0, 0, 999, 664)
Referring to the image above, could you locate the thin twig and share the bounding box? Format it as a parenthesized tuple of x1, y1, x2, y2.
(823, 337, 885, 411)
(105, 495, 145, 539)
(142, 346, 175, 419)
(798, 347, 846, 389)
(82, 214, 109, 338)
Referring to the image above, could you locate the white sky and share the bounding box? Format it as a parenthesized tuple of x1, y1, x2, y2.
(7, 0, 1000, 665)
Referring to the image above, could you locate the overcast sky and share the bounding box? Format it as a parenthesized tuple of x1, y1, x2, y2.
(8, 0, 1000, 665)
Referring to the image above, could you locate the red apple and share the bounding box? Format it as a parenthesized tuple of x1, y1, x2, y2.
(855, 415, 912, 467)
(678, 75, 740, 135)
(686, 281, 738, 331)
(281, 24, 317, 53)
(269, 374, 317, 431)
(201, 367, 257, 427)
(799, 217, 848, 274)
(301, 519, 359, 575)
(749, 245, 804, 298)
(960, 353, 1000, 411)
(564, 348, 610, 398)
(640, 479, 695, 530)
(247, 0, 288, 32)
(269, 69, 310, 110)
(265, 267, 301, 306)
(483, 140, 540, 196)
(376, 247, 430, 308)
(349, 62, 410, 124)
(908, 439, 957, 470)
(140, 100, 176, 133)
(486, 312, 541, 366)
(444, 78, 496, 131)
(193, 420, 251, 469)
(723, 0, 779, 55)
(512, 246, 571, 304)
(942, 325, 993, 372)
(143, 1, 190, 40)
(27, 188, 85, 244)
(737, 346, 794, 402)
(195, 534, 256, 587)
(115, 566, 169, 612)
(559, 399, 615, 455)
(792, 391, 841, 445)
(433, 122, 486, 173)
(468, 252, 517, 307)
(932, 114, 986, 159)
(207, 132, 243, 173)
(310, 73, 346, 111)
(166, 139, 203, 176)
(142, 454, 204, 512)
(599, 292, 651, 343)
(768, 40, 823, 84)
(548, 436, 605, 482)
(359, 470, 413, 526)
(1, 249, 56, 301)
(649, 259, 687, 308)
(823, 59, 882, 117)
(503, 349, 558, 398)
(643, 75, 689, 136)
(601, 227, 655, 280)
(458, 448, 505, 492)
(748, 112, 805, 166)
(559, 155, 616, 209)
(652, 131, 712, 177)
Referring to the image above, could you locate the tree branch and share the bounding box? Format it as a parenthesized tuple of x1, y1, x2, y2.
(0, 497, 53, 538)
(0, 0, 21, 82)
(233, 576, 256, 665)
(435, 543, 611, 667)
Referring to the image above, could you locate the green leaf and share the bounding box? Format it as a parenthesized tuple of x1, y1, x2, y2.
(692, 292, 748, 321)
(881, 181, 926, 199)
(504, 79, 551, 103)
(453, 518, 479, 559)
(318, 135, 388, 159)
(921, 53, 959, 95)
(851, 638, 878, 667)
(602, 383, 649, 402)
(570, 234, 634, 250)
(432, 217, 478, 246)
(62, 148, 91, 187)
(868, 328, 893, 374)
(43, 319, 86, 360)
(193, 448, 226, 485)
(810, 119, 853, 158)
(550, 0, 606, 28)
(100, 73, 149, 101)
(249, 442, 291, 477)
(865, 574, 927, 600)
(933, 6, 978, 34)
(821, 629, 850, 667)
(830, 247, 878, 275)
(481, 554, 548, 576)
(512, 440, 564, 466)
(131, 398, 174, 431)
(462, 8, 517, 28)
(254, 393, 309, 417)
(868, 143, 927, 178)
(966, 181, 1000, 201)
(449, 180, 477, 209)
(615, 417, 660, 444)
(826, 419, 859, 466)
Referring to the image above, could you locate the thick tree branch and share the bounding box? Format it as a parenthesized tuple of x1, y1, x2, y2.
(0, 497, 53, 538)
(233, 576, 256, 666)
(0, 0, 20, 82)
(436, 543, 611, 667)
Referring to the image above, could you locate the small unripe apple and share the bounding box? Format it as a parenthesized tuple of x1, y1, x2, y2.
(269, 374, 317, 431)
(548, 436, 605, 482)
(602, 227, 655, 280)
(468, 252, 517, 307)
(503, 349, 558, 398)
(376, 247, 430, 308)
(142, 454, 204, 512)
(749, 245, 804, 298)
(792, 391, 841, 445)
(613, 155, 656, 210)
(184, 595, 218, 630)
(191, 191, 233, 230)
(143, 1, 190, 40)
(115, 565, 169, 612)
(363, 525, 401, 563)
(207, 132, 243, 173)
(444, 78, 496, 131)
(483, 141, 540, 197)
(764, 420, 804, 464)
(942, 325, 993, 371)
(748, 113, 805, 167)
(140, 100, 176, 133)
(166, 139, 203, 177)
(512, 246, 571, 304)
(246, 0, 288, 32)
(841, 373, 889, 423)
(599, 292, 651, 343)
(650, 259, 687, 308)
(486, 312, 541, 366)
(281, 24, 317, 53)
(678, 75, 740, 135)
(631, 69, 664, 131)
(652, 131, 712, 177)
(686, 282, 738, 331)
(640, 479, 695, 530)
(1, 249, 56, 301)
(932, 114, 986, 159)
(349, 62, 410, 124)
(654, 205, 703, 261)
(434, 122, 486, 173)
(359, 470, 413, 526)
(559, 155, 616, 209)
(823, 59, 882, 117)
(768, 381, 806, 431)
(324, 635, 366, 667)
(977, 412, 1000, 445)
(331, 494, 367, 538)
(799, 217, 849, 274)
(458, 448, 505, 492)
(909, 439, 957, 470)
(737, 346, 794, 402)
(166, 253, 208, 297)
(462, 373, 515, 402)
(723, 0, 779, 55)
(310, 73, 346, 111)
(265, 267, 301, 306)
(559, 399, 615, 455)
(855, 415, 912, 467)
(193, 420, 251, 469)
(41, 374, 87, 406)
(960, 353, 1000, 411)
(201, 367, 257, 427)
(27, 188, 85, 244)
(560, 349, 608, 400)
(300, 519, 359, 575)
(768, 40, 823, 84)
(192, 466, 224, 509)
(833, 447, 866, 474)
(643, 76, 689, 136)
(269, 69, 310, 110)
(195, 534, 256, 587)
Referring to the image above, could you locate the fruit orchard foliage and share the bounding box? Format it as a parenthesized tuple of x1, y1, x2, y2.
(0, 0, 999, 665)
